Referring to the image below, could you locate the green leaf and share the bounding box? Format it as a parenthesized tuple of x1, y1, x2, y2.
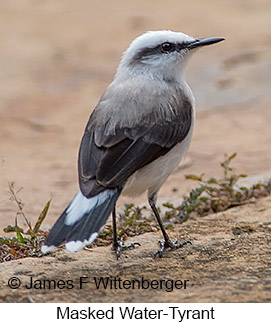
(207, 177, 219, 184)
(16, 231, 29, 244)
(199, 196, 210, 202)
(3, 224, 23, 233)
(163, 202, 175, 209)
(185, 174, 205, 182)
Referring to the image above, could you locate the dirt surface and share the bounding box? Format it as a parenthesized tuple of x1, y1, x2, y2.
(0, 0, 271, 303)
(1, 196, 271, 303)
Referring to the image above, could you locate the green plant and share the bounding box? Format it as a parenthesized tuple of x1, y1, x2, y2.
(95, 204, 158, 245)
(1, 153, 270, 261)
(0, 183, 50, 262)
(163, 153, 271, 222)
(96, 153, 271, 244)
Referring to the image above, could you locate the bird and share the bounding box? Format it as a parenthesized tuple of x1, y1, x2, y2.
(41, 30, 224, 259)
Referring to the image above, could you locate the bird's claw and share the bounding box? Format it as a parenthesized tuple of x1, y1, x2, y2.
(153, 238, 192, 258)
(112, 238, 141, 260)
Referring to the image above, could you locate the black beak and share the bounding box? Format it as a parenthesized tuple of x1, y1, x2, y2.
(187, 37, 225, 49)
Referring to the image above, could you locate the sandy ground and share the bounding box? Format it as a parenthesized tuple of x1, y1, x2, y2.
(0, 196, 271, 303)
(0, 0, 271, 302)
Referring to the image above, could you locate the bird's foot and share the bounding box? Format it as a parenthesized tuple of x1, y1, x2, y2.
(153, 238, 192, 258)
(112, 238, 141, 260)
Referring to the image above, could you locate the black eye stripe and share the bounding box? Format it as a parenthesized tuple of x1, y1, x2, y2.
(177, 43, 189, 50)
(132, 41, 189, 63)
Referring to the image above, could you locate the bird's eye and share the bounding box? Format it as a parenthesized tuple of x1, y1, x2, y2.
(160, 42, 175, 53)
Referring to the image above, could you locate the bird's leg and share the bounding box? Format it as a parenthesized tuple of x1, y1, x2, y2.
(112, 206, 118, 250)
(111, 207, 140, 260)
(148, 193, 192, 258)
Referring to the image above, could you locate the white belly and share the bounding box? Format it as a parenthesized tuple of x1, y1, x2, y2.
(122, 118, 194, 198)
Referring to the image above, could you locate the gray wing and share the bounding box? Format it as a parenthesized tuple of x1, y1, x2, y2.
(78, 102, 192, 197)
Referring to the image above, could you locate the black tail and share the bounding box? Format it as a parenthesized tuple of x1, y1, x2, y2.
(41, 188, 121, 253)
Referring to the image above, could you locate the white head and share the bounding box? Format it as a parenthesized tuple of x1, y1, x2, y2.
(116, 30, 224, 82)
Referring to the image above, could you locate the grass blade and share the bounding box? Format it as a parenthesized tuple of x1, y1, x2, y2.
(33, 199, 51, 234)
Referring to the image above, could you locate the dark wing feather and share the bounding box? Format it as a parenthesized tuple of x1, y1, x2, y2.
(78, 102, 192, 197)
(97, 138, 169, 188)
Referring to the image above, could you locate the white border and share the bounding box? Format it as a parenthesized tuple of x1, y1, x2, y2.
(0, 303, 270, 322)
